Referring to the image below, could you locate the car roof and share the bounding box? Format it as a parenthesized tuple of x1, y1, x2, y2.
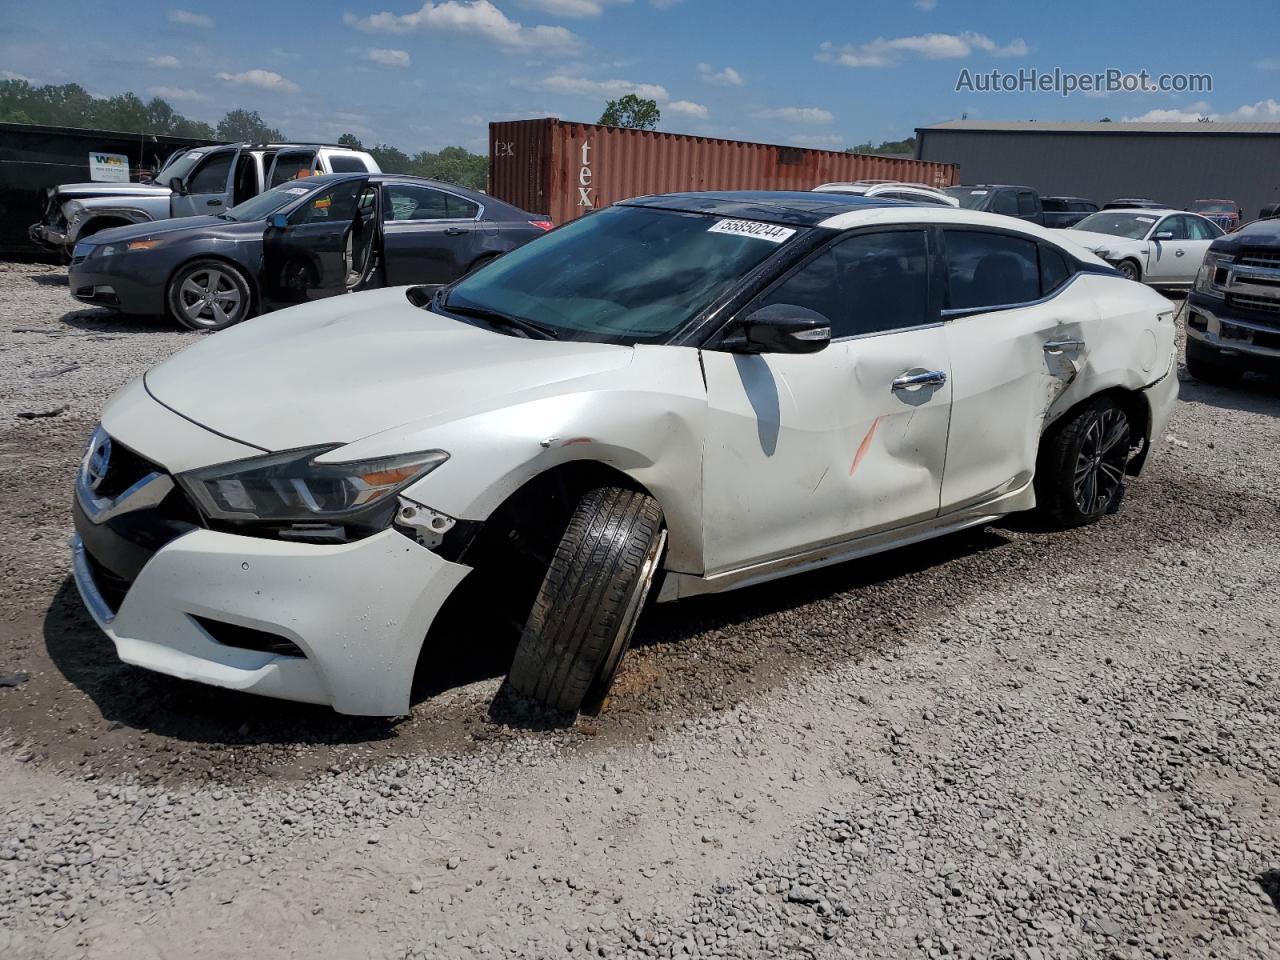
(1045, 196, 1093, 202)
(952, 184, 1036, 190)
(268, 172, 536, 217)
(621, 191, 902, 226)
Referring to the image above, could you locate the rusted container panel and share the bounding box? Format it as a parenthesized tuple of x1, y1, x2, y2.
(489, 118, 958, 224)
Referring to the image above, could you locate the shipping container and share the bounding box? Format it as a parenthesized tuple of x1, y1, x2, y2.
(0, 121, 216, 258)
(489, 118, 959, 225)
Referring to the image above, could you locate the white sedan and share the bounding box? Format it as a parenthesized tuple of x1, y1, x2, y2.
(71, 192, 1178, 717)
(1056, 209, 1224, 286)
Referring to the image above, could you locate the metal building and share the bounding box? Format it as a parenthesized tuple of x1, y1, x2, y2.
(915, 120, 1280, 219)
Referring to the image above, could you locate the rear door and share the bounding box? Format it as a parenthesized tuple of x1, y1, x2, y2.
(264, 178, 373, 303)
(380, 182, 482, 284)
(1016, 190, 1044, 225)
(939, 228, 1092, 513)
(266, 149, 319, 188)
(170, 146, 241, 218)
(700, 227, 951, 574)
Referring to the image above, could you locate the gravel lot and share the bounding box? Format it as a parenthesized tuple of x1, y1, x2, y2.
(1, 259, 1278, 959)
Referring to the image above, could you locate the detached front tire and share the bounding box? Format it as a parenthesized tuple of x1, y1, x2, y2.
(506, 486, 666, 715)
(1036, 397, 1132, 528)
(167, 259, 252, 331)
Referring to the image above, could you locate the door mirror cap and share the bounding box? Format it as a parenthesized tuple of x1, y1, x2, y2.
(1153, 231, 1174, 240)
(168, 177, 186, 196)
(268, 213, 289, 230)
(735, 303, 832, 354)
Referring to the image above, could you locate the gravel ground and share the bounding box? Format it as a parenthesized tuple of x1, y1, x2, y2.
(1, 259, 1278, 959)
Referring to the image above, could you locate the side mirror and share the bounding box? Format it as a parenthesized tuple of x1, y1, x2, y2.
(1154, 231, 1173, 240)
(268, 213, 289, 230)
(168, 176, 186, 195)
(731, 303, 831, 354)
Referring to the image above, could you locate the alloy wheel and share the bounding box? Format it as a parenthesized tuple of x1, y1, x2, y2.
(178, 268, 243, 328)
(1072, 408, 1130, 516)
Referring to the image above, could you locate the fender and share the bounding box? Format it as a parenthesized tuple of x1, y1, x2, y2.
(68, 205, 159, 243)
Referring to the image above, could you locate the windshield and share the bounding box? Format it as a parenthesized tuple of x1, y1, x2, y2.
(158, 149, 209, 186)
(1190, 201, 1235, 214)
(944, 187, 990, 210)
(1070, 212, 1157, 240)
(442, 205, 802, 344)
(224, 181, 319, 222)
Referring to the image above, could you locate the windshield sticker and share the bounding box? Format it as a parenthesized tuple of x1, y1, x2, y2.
(1136, 216, 1157, 223)
(284, 187, 310, 195)
(707, 219, 796, 243)
(969, 190, 989, 195)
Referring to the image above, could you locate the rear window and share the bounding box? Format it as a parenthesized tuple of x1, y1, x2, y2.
(944, 230, 1041, 310)
(944, 187, 990, 210)
(1042, 199, 1067, 212)
(328, 154, 369, 173)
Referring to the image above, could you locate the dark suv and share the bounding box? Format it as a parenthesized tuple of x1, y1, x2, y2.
(943, 185, 1045, 225)
(1042, 196, 1099, 229)
(1185, 217, 1280, 382)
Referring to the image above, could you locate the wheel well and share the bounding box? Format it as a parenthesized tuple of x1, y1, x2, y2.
(79, 216, 135, 238)
(1119, 257, 1142, 278)
(168, 255, 259, 312)
(1043, 386, 1151, 475)
(413, 461, 653, 697)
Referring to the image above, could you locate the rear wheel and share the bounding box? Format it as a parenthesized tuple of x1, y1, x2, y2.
(1035, 397, 1132, 528)
(505, 486, 666, 715)
(1185, 338, 1245, 385)
(167, 259, 252, 331)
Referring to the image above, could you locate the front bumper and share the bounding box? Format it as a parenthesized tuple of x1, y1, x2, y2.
(71, 523, 471, 717)
(29, 222, 68, 252)
(68, 262, 166, 315)
(1185, 293, 1280, 362)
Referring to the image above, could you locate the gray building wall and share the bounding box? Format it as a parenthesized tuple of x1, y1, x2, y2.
(917, 129, 1280, 219)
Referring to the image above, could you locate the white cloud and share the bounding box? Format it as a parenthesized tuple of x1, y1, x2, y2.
(521, 0, 625, 16)
(167, 9, 213, 28)
(818, 31, 1027, 68)
(915, 0, 937, 9)
(1257, 58, 1280, 71)
(665, 99, 709, 119)
(147, 54, 181, 68)
(365, 47, 411, 67)
(697, 62, 743, 86)
(215, 69, 300, 94)
(754, 106, 834, 125)
(533, 74, 669, 101)
(345, 1, 579, 51)
(1123, 99, 1280, 123)
(148, 85, 206, 101)
(2, 69, 34, 82)
(789, 134, 845, 148)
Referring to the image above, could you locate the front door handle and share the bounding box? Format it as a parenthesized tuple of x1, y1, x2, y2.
(1043, 339, 1085, 354)
(444, 227, 466, 237)
(1175, 248, 1186, 257)
(206, 198, 223, 207)
(891, 370, 947, 391)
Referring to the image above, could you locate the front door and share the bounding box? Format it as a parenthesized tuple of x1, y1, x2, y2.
(170, 146, 240, 218)
(1145, 214, 1212, 284)
(380, 183, 481, 285)
(264, 179, 376, 304)
(939, 228, 1094, 512)
(700, 228, 951, 575)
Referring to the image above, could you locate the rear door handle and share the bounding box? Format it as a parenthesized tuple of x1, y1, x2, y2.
(206, 198, 223, 207)
(891, 370, 947, 391)
(1043, 339, 1085, 354)
(444, 227, 466, 237)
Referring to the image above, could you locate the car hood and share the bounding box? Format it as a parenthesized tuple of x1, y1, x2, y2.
(143, 288, 636, 452)
(1057, 229, 1145, 251)
(57, 181, 171, 200)
(85, 215, 229, 245)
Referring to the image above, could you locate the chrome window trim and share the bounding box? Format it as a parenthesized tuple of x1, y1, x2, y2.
(940, 270, 1088, 320)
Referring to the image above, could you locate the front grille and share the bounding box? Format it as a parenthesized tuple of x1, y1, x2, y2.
(1227, 293, 1280, 316)
(1236, 249, 1280, 270)
(94, 439, 164, 498)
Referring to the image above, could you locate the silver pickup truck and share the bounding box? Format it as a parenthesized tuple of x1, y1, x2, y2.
(30, 142, 380, 256)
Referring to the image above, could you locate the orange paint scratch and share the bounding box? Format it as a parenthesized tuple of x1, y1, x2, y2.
(849, 416, 883, 476)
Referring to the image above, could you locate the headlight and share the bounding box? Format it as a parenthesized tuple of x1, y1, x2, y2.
(95, 238, 162, 258)
(1093, 248, 1114, 260)
(178, 445, 449, 526)
(1195, 251, 1231, 297)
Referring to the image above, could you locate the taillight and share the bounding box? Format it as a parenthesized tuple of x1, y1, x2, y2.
(529, 220, 554, 231)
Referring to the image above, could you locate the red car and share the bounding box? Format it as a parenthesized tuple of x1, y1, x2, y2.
(1188, 199, 1242, 232)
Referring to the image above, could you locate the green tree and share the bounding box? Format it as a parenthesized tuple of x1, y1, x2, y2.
(338, 133, 363, 148)
(409, 146, 488, 190)
(216, 108, 283, 143)
(599, 94, 660, 130)
(367, 143, 412, 173)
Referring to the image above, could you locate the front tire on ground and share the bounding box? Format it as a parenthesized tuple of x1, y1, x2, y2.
(1115, 259, 1141, 282)
(1185, 338, 1245, 385)
(167, 259, 252, 331)
(505, 486, 666, 715)
(1035, 397, 1132, 528)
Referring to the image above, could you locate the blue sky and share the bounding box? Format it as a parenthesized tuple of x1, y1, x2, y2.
(2, 0, 1277, 152)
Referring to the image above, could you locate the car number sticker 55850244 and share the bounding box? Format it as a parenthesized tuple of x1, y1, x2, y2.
(707, 219, 797, 243)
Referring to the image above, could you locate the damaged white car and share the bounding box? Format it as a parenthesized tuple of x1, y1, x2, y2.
(1058, 209, 1223, 286)
(72, 192, 1178, 717)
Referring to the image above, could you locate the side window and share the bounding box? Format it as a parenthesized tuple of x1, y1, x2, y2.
(992, 191, 1018, 215)
(755, 230, 931, 339)
(1155, 216, 1189, 240)
(383, 184, 451, 221)
(1016, 191, 1038, 216)
(1186, 217, 1217, 240)
(1042, 199, 1066, 212)
(328, 155, 369, 173)
(447, 193, 480, 219)
(187, 152, 233, 194)
(270, 151, 318, 187)
(291, 181, 363, 225)
(944, 230, 1041, 311)
(1039, 245, 1073, 296)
